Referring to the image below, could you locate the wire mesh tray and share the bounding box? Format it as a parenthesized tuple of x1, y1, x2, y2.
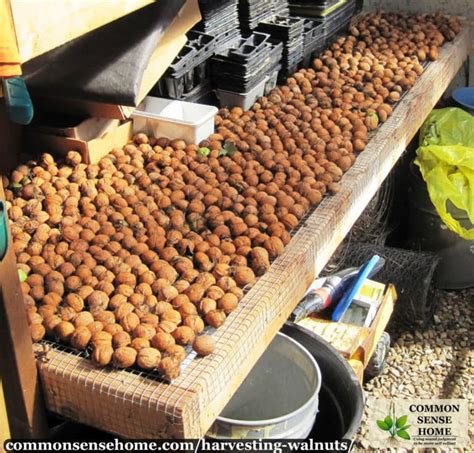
(34, 20, 470, 442)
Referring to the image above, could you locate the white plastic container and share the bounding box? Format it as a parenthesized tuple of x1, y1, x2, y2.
(131, 96, 218, 144)
(215, 77, 267, 110)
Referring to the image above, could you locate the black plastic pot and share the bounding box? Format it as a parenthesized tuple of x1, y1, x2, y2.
(282, 322, 364, 441)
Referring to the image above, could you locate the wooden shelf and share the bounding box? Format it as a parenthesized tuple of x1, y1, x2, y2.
(9, 23, 473, 439)
(10, 0, 155, 63)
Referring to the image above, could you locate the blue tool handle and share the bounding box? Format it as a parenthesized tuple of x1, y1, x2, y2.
(0, 200, 9, 262)
(2, 77, 34, 125)
(331, 255, 381, 322)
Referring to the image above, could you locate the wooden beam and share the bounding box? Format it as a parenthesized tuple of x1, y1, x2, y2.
(10, 0, 155, 63)
(0, 102, 48, 438)
(0, 378, 11, 451)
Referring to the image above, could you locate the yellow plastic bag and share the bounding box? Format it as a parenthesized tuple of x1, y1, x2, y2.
(415, 108, 474, 240)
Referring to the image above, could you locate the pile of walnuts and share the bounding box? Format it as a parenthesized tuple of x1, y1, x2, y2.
(2, 12, 459, 380)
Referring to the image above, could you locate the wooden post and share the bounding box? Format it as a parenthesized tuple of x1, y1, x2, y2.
(0, 101, 48, 438)
(0, 378, 11, 451)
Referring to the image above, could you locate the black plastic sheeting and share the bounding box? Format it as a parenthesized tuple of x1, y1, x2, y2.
(23, 0, 186, 106)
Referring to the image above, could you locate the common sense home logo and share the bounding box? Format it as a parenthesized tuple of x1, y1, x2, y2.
(376, 401, 411, 440)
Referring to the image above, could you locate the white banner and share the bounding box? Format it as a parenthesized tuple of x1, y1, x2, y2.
(366, 397, 470, 449)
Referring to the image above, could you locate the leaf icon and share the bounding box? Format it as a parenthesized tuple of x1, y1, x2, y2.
(397, 429, 411, 440)
(377, 420, 390, 431)
(384, 416, 393, 429)
(396, 415, 408, 428)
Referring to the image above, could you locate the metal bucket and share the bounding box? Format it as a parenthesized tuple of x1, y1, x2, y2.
(407, 162, 474, 289)
(208, 332, 321, 439)
(282, 323, 364, 442)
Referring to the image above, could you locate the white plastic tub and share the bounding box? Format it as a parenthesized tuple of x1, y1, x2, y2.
(131, 96, 218, 144)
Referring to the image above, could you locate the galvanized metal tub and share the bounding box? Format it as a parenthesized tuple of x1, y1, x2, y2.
(208, 332, 321, 439)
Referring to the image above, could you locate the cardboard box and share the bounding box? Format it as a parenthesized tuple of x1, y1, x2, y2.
(29, 117, 120, 140)
(32, 0, 201, 119)
(24, 120, 132, 164)
(11, 0, 156, 63)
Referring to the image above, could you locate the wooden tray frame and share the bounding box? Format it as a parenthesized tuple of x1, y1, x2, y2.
(34, 25, 471, 438)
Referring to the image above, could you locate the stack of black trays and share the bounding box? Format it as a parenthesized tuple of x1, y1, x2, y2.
(210, 32, 277, 92)
(152, 31, 217, 100)
(323, 0, 356, 43)
(256, 15, 305, 78)
(289, 0, 356, 46)
(288, 0, 342, 18)
(271, 0, 290, 17)
(195, 0, 240, 37)
(239, 0, 276, 32)
(301, 19, 325, 67)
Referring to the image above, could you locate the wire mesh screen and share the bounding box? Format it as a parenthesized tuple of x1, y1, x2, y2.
(33, 28, 467, 439)
(332, 242, 440, 326)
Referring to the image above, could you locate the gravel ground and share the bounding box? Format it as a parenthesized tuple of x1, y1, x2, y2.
(353, 288, 473, 452)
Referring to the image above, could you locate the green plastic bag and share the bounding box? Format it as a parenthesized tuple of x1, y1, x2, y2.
(415, 107, 474, 240)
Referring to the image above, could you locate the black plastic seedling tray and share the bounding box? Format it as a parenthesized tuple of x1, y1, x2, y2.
(272, 0, 290, 16)
(210, 33, 272, 77)
(290, 0, 341, 11)
(194, 2, 239, 35)
(226, 33, 272, 62)
(265, 63, 281, 94)
(322, 0, 355, 23)
(290, 0, 354, 19)
(268, 41, 284, 64)
(198, 0, 238, 18)
(239, 0, 275, 30)
(211, 51, 273, 82)
(256, 16, 305, 42)
(324, 3, 355, 35)
(211, 37, 278, 92)
(166, 31, 216, 78)
(213, 29, 242, 48)
(179, 80, 213, 103)
(187, 30, 215, 52)
(303, 19, 325, 47)
(212, 70, 269, 92)
(167, 46, 196, 75)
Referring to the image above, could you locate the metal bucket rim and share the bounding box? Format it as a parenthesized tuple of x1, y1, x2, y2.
(216, 332, 322, 426)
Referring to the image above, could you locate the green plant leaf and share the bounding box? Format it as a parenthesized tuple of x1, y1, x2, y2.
(397, 429, 410, 440)
(384, 416, 393, 429)
(198, 147, 210, 157)
(400, 425, 411, 431)
(396, 415, 408, 428)
(376, 420, 390, 431)
(219, 141, 237, 157)
(18, 269, 28, 282)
